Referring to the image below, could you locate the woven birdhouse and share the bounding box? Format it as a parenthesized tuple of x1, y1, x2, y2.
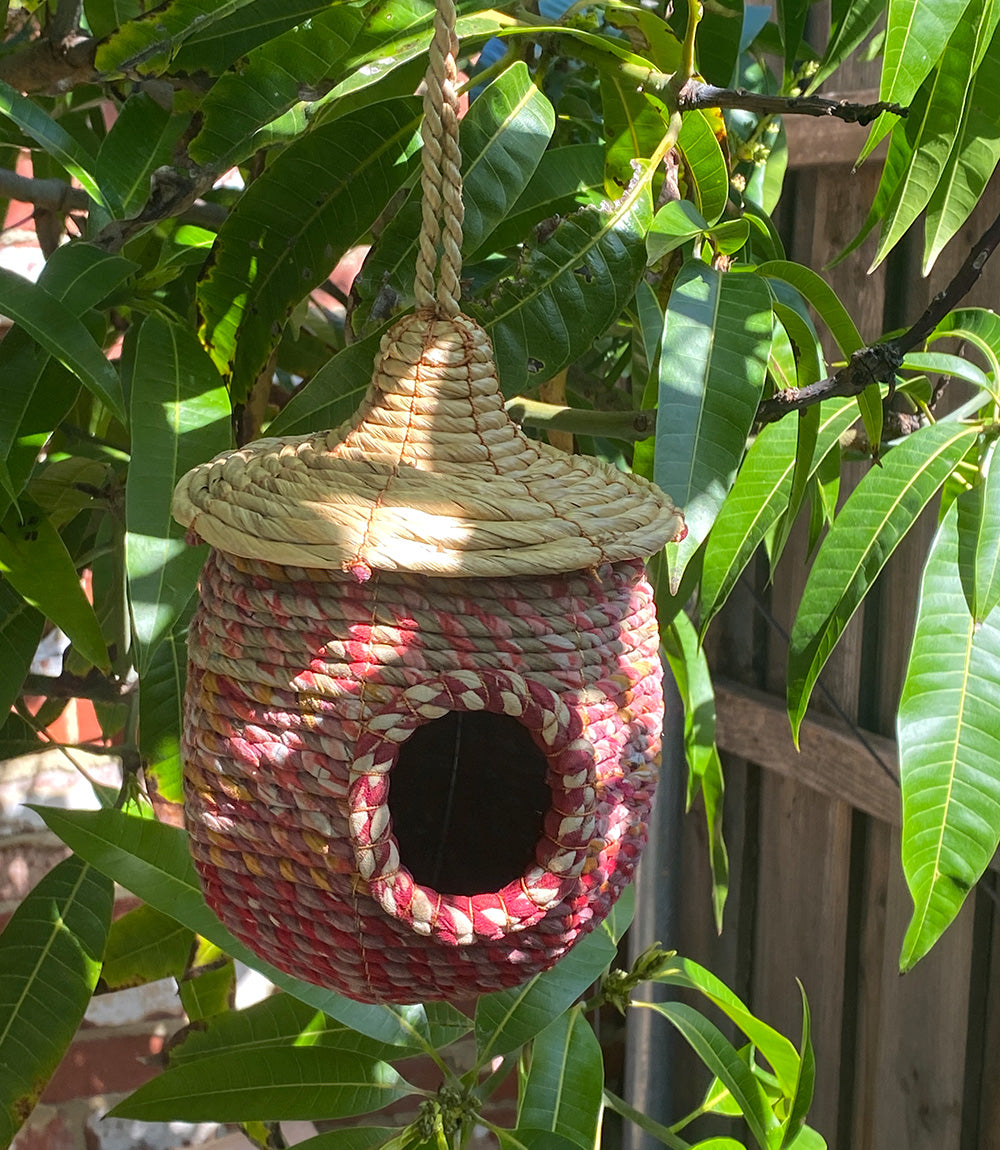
(172, 4, 684, 1003)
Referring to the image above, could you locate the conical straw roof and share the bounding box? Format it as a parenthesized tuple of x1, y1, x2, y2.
(172, 0, 683, 577)
(172, 308, 684, 578)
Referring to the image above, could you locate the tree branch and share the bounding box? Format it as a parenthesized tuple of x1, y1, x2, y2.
(22, 671, 135, 703)
(0, 32, 97, 93)
(676, 79, 907, 126)
(757, 203, 1000, 424)
(0, 165, 229, 233)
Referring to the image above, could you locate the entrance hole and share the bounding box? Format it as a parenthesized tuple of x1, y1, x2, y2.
(388, 710, 551, 895)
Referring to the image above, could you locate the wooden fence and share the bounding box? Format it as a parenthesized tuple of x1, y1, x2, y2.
(654, 73, 1000, 1150)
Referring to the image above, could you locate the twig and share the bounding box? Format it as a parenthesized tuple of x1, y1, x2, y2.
(757, 203, 1000, 424)
(676, 79, 907, 126)
(22, 671, 135, 703)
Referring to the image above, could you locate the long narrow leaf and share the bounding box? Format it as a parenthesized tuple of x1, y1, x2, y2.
(0, 579, 43, 716)
(641, 1002, 774, 1149)
(110, 1048, 412, 1122)
(700, 400, 858, 632)
(197, 98, 422, 399)
(469, 173, 653, 394)
(0, 500, 110, 671)
(0, 268, 124, 423)
(474, 900, 630, 1063)
(126, 315, 231, 672)
(31, 807, 441, 1051)
(787, 421, 980, 741)
(655, 262, 773, 591)
(0, 857, 113, 1146)
(351, 63, 555, 335)
(0, 79, 113, 210)
(518, 1008, 604, 1150)
(898, 495, 1000, 969)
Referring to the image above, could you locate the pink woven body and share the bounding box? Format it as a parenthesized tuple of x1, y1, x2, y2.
(183, 551, 663, 1002)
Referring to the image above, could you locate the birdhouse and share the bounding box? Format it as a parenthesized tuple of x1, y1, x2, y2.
(173, 310, 683, 1002)
(171, 3, 684, 1002)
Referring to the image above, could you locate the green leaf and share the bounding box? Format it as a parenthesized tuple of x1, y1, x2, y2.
(518, 1007, 604, 1150)
(196, 98, 422, 399)
(700, 399, 857, 632)
(923, 24, 1000, 271)
(643, 1001, 774, 1149)
(662, 612, 728, 930)
(881, 0, 975, 108)
(286, 1130, 401, 1150)
(469, 175, 653, 395)
(647, 199, 710, 264)
(0, 79, 114, 211)
(168, 992, 407, 1067)
(171, 0, 335, 73)
(351, 63, 555, 333)
(600, 71, 668, 193)
(810, 0, 883, 90)
(0, 244, 135, 498)
(898, 495, 1000, 969)
(787, 421, 980, 741)
(31, 807, 444, 1052)
(458, 62, 555, 253)
(480, 143, 606, 257)
(96, 90, 191, 217)
(780, 983, 815, 1149)
(671, 0, 743, 85)
(777, 0, 811, 77)
(0, 268, 124, 424)
(929, 306, 1000, 383)
(677, 109, 730, 227)
(0, 499, 110, 671)
(857, 0, 975, 165)
(139, 607, 194, 808)
(650, 956, 800, 1098)
(110, 1047, 412, 1122)
(474, 907, 625, 1062)
(872, 0, 1000, 271)
(188, 5, 366, 167)
(126, 315, 231, 672)
(969, 446, 1000, 621)
(266, 326, 387, 438)
(84, 0, 144, 38)
(602, 1089, 689, 1150)
(95, 0, 267, 76)
(0, 579, 44, 716)
(656, 263, 773, 592)
(0, 857, 113, 1146)
(756, 261, 863, 356)
(494, 1130, 583, 1150)
(101, 904, 193, 990)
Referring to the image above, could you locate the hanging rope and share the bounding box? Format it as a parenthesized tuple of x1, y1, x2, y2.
(413, 0, 464, 315)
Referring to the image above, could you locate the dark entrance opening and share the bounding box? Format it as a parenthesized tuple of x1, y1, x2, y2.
(388, 710, 551, 895)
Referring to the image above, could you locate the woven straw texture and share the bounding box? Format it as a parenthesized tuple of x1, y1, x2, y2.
(183, 550, 662, 1001)
(173, 310, 684, 578)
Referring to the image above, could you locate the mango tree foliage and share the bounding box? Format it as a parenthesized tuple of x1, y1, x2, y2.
(0, 0, 999, 1145)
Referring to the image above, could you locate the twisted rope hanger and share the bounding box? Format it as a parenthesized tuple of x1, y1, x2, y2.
(413, 0, 464, 315)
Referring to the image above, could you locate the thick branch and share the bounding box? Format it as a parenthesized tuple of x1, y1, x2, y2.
(676, 79, 907, 126)
(757, 203, 1000, 424)
(0, 32, 97, 93)
(22, 672, 135, 703)
(0, 166, 228, 231)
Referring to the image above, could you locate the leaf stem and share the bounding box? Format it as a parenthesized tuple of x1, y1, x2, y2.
(680, 0, 702, 82)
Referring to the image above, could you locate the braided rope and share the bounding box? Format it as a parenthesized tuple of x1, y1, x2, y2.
(413, 0, 464, 315)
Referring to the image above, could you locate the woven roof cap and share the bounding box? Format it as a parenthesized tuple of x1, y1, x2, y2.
(173, 308, 685, 578)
